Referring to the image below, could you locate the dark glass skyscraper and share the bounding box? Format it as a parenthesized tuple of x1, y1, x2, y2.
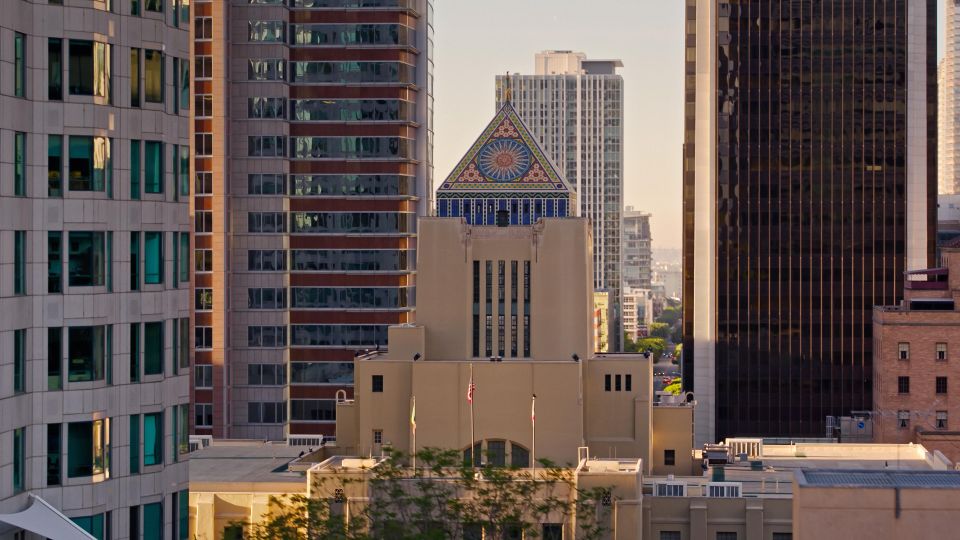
(683, 0, 937, 444)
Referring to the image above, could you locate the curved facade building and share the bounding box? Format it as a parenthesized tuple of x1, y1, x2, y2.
(0, 1, 192, 538)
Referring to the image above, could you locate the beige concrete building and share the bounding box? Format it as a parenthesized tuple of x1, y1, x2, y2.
(873, 245, 960, 463)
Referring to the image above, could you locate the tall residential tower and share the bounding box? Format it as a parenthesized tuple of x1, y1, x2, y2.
(942, 0, 960, 195)
(496, 51, 625, 351)
(623, 207, 652, 290)
(192, 0, 434, 442)
(683, 0, 937, 444)
(0, 0, 192, 537)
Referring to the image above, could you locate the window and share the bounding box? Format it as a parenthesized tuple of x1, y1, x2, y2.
(937, 411, 948, 430)
(195, 172, 212, 194)
(664, 449, 675, 466)
(707, 484, 740, 498)
(48, 134, 63, 196)
(937, 376, 948, 395)
(290, 399, 336, 421)
(47, 424, 62, 486)
(14, 132, 25, 196)
(129, 414, 140, 474)
(248, 287, 286, 309)
(195, 55, 212, 79)
(543, 524, 563, 540)
(771, 534, 792, 540)
(144, 50, 163, 103)
(144, 322, 163, 375)
(195, 133, 213, 156)
(248, 174, 286, 195)
(68, 136, 111, 191)
(178, 146, 189, 198)
(898, 342, 910, 360)
(248, 402, 286, 424)
(248, 136, 286, 157)
(68, 232, 106, 286)
(143, 502, 162, 540)
(67, 419, 107, 477)
(13, 427, 24, 492)
(373, 429, 382, 444)
(247, 326, 286, 347)
(195, 17, 213, 40)
(130, 48, 140, 106)
(144, 0, 161, 11)
(716, 534, 737, 540)
(129, 139, 141, 199)
(130, 323, 140, 382)
(174, 404, 188, 457)
(248, 59, 285, 81)
(248, 97, 286, 119)
(511, 444, 529, 468)
(177, 318, 189, 372)
(14, 231, 25, 295)
(144, 141, 163, 193)
(248, 21, 285, 42)
(291, 136, 412, 160)
(143, 412, 162, 466)
(68, 40, 111, 98)
(14, 33, 25, 97)
(247, 364, 285, 385)
(144, 231, 163, 284)
(248, 250, 287, 271)
(372, 374, 383, 392)
(898, 376, 910, 394)
(178, 233, 190, 282)
(195, 365, 212, 388)
(654, 483, 686, 497)
(130, 231, 140, 289)
(176, 57, 189, 113)
(195, 288, 213, 310)
(174, 489, 189, 540)
(660, 533, 681, 540)
(72, 515, 105, 540)
(14, 329, 26, 393)
(48, 328, 62, 390)
(898, 410, 910, 429)
(938, 342, 948, 361)
(195, 404, 212, 427)
(129, 507, 140, 540)
(195, 326, 213, 350)
(195, 94, 212, 118)
(604, 374, 611, 391)
(290, 362, 354, 384)
(615, 374, 622, 391)
(49, 38, 63, 100)
(195, 249, 213, 272)
(195, 210, 213, 233)
(625, 374, 632, 392)
(487, 440, 506, 467)
(68, 326, 106, 382)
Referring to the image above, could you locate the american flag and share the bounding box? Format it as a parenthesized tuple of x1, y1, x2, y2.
(467, 376, 476, 404)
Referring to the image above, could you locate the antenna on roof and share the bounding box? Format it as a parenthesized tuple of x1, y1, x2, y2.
(504, 71, 513, 103)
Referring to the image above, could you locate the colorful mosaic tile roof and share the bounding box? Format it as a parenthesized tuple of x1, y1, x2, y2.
(438, 102, 573, 193)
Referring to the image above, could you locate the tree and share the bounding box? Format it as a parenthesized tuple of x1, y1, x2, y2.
(233, 448, 611, 540)
(649, 322, 671, 340)
(656, 305, 681, 326)
(623, 332, 640, 353)
(636, 337, 666, 360)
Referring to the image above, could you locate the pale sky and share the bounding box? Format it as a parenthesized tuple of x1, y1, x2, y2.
(434, 2, 947, 251)
(433, 1, 685, 249)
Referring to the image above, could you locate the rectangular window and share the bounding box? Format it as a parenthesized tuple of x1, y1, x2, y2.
(143, 502, 162, 540)
(13, 427, 24, 492)
(771, 533, 792, 540)
(372, 374, 384, 392)
(14, 132, 25, 196)
(48, 134, 63, 196)
(72, 514, 105, 540)
(68, 40, 111, 98)
(144, 50, 163, 103)
(898, 376, 910, 394)
(290, 399, 336, 422)
(195, 211, 213, 233)
(68, 136, 110, 191)
(615, 374, 622, 392)
(248, 212, 286, 233)
(129, 507, 139, 540)
(898, 342, 910, 360)
(248, 21, 285, 42)
(542, 525, 563, 540)
(144, 0, 161, 11)
(247, 326, 286, 347)
(195, 171, 212, 194)
(67, 419, 107, 477)
(716, 533, 737, 540)
(195, 132, 213, 156)
(178, 146, 190, 197)
(248, 173, 286, 195)
(937, 411, 948, 430)
(48, 327, 62, 390)
(195, 288, 213, 310)
(195, 365, 212, 388)
(937, 376, 948, 395)
(14, 231, 25, 295)
(523, 261, 530, 357)
(937, 342, 948, 361)
(248, 250, 287, 271)
(129, 414, 140, 474)
(195, 17, 212, 40)
(898, 410, 910, 429)
(47, 423, 62, 486)
(195, 249, 213, 273)
(373, 429, 382, 445)
(195, 326, 213, 349)
(14, 329, 26, 393)
(248, 402, 286, 424)
(49, 38, 63, 100)
(68, 326, 105, 382)
(177, 57, 189, 113)
(174, 404, 189, 457)
(247, 364, 285, 385)
(130, 323, 140, 382)
(130, 231, 140, 289)
(195, 55, 212, 79)
(130, 139, 141, 199)
(144, 322, 163, 375)
(195, 94, 212, 118)
(45, 233, 61, 295)
(247, 287, 286, 309)
(143, 412, 162, 466)
(68, 232, 106, 286)
(14, 33, 25, 97)
(605, 374, 611, 392)
(178, 318, 189, 371)
(144, 141, 163, 193)
(248, 97, 286, 119)
(195, 404, 213, 427)
(144, 231, 163, 284)
(626, 374, 632, 392)
(175, 489, 189, 540)
(248, 136, 286, 157)
(664, 449, 676, 466)
(130, 48, 140, 107)
(248, 59, 285, 81)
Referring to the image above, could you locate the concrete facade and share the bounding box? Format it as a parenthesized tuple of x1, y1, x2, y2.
(0, 0, 191, 538)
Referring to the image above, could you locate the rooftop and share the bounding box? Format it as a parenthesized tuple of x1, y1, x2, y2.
(189, 441, 311, 491)
(797, 469, 960, 489)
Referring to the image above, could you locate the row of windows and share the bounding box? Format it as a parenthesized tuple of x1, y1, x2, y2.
(247, 212, 417, 236)
(604, 373, 633, 392)
(242, 174, 416, 196)
(290, 287, 411, 309)
(192, 362, 355, 386)
(896, 376, 949, 395)
(248, 97, 414, 123)
(897, 341, 949, 361)
(472, 260, 531, 358)
(897, 409, 949, 430)
(248, 59, 413, 84)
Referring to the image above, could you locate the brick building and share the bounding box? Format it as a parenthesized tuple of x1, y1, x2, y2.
(873, 243, 960, 463)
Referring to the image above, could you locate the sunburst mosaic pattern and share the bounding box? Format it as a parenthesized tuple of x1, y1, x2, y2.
(477, 139, 532, 182)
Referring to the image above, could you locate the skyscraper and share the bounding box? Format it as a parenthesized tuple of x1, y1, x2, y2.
(623, 207, 652, 289)
(496, 51, 625, 351)
(0, 0, 191, 536)
(683, 0, 937, 444)
(942, 0, 960, 195)
(192, 0, 434, 441)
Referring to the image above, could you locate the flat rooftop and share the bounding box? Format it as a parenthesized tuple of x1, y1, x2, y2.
(189, 441, 309, 491)
(798, 469, 960, 489)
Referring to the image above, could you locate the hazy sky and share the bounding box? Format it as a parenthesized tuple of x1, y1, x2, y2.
(433, 1, 685, 249)
(434, 2, 946, 250)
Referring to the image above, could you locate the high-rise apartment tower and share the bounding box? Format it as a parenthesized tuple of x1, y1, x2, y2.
(942, 1, 960, 195)
(496, 51, 625, 351)
(623, 207, 652, 289)
(0, 1, 192, 537)
(683, 0, 937, 444)
(192, 0, 434, 441)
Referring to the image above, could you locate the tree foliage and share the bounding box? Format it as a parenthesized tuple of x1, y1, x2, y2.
(649, 322, 671, 340)
(232, 448, 611, 540)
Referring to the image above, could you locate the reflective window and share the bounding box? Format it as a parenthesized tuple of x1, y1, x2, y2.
(195, 94, 212, 117)
(68, 136, 111, 191)
(248, 250, 287, 271)
(68, 232, 106, 286)
(290, 24, 409, 46)
(72, 514, 105, 540)
(67, 419, 108, 477)
(68, 326, 105, 382)
(144, 50, 163, 103)
(48, 135, 64, 196)
(195, 249, 213, 272)
(143, 413, 162, 466)
(291, 249, 410, 271)
(290, 362, 354, 384)
(195, 288, 213, 311)
(195, 17, 212, 40)
(144, 232, 163, 284)
(195, 55, 212, 79)
(49, 38, 63, 100)
(248, 174, 286, 194)
(291, 212, 415, 234)
(291, 137, 411, 159)
(14, 32, 25, 97)
(292, 0, 404, 6)
(130, 139, 140, 199)
(291, 287, 410, 309)
(195, 172, 212, 194)
(195, 404, 212, 427)
(290, 399, 335, 421)
(290, 99, 411, 122)
(48, 231, 63, 293)
(14, 231, 25, 295)
(249, 21, 285, 42)
(291, 325, 386, 347)
(247, 364, 285, 385)
(195, 365, 212, 388)
(130, 48, 140, 106)
(195, 327, 213, 350)
(248, 136, 286, 157)
(195, 211, 213, 233)
(248, 59, 285, 81)
(144, 141, 163, 193)
(247, 326, 286, 348)
(248, 213, 286, 233)
(14, 132, 25, 196)
(290, 61, 411, 83)
(248, 287, 287, 309)
(248, 97, 286, 119)
(248, 402, 286, 423)
(291, 174, 413, 196)
(143, 322, 163, 375)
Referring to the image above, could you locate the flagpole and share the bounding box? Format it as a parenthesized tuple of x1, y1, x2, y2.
(531, 393, 536, 476)
(411, 395, 416, 470)
(470, 363, 476, 468)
